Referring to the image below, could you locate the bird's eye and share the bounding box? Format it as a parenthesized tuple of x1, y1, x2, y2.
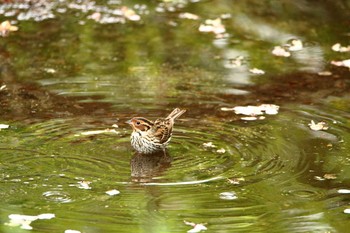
(136, 121, 141, 125)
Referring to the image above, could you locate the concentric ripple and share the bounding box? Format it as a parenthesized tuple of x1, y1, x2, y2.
(1, 101, 349, 233)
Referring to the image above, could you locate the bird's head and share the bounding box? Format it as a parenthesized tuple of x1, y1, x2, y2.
(126, 117, 153, 132)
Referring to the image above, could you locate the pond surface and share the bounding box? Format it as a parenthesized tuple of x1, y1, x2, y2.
(1, 0, 350, 232)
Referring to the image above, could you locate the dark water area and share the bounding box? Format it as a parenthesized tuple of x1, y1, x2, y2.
(0, 0, 350, 232)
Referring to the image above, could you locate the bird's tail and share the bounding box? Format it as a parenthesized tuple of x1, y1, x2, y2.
(166, 108, 186, 121)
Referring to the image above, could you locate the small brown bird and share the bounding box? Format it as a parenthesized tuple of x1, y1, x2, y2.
(126, 108, 186, 154)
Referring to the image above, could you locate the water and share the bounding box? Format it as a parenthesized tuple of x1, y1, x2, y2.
(0, 0, 350, 232)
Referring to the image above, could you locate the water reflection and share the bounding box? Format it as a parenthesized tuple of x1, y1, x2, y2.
(1, 0, 350, 232)
(130, 150, 172, 183)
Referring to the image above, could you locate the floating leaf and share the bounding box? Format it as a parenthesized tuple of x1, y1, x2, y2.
(65, 230, 81, 233)
(338, 189, 350, 194)
(75, 128, 118, 136)
(332, 43, 350, 52)
(308, 120, 329, 131)
(105, 189, 120, 196)
(288, 39, 303, 51)
(317, 71, 332, 76)
(272, 46, 291, 57)
(228, 177, 245, 185)
(203, 142, 216, 148)
(224, 56, 245, 68)
(184, 220, 207, 233)
(179, 12, 199, 20)
(219, 191, 238, 200)
(121, 6, 141, 21)
(199, 18, 225, 35)
(44, 68, 56, 74)
(216, 148, 226, 154)
(249, 68, 265, 75)
(331, 59, 350, 69)
(0, 124, 9, 130)
(221, 104, 279, 121)
(323, 174, 337, 180)
(77, 180, 92, 190)
(5, 213, 55, 230)
(314, 176, 325, 181)
(0, 20, 18, 37)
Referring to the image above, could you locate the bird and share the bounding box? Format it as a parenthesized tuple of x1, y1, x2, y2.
(126, 108, 186, 154)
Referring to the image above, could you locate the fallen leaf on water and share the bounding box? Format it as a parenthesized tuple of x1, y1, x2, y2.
(121, 6, 141, 21)
(308, 120, 329, 131)
(216, 148, 226, 154)
(219, 191, 238, 200)
(5, 213, 55, 230)
(247, 116, 265, 121)
(179, 12, 199, 20)
(232, 104, 279, 116)
(261, 104, 280, 115)
(184, 220, 207, 233)
(232, 106, 264, 116)
(77, 180, 92, 190)
(317, 71, 332, 76)
(220, 107, 234, 111)
(314, 176, 325, 181)
(338, 189, 350, 194)
(249, 68, 265, 75)
(65, 230, 81, 233)
(105, 189, 120, 196)
(0, 20, 18, 37)
(331, 59, 350, 69)
(220, 13, 231, 19)
(221, 104, 279, 121)
(228, 177, 245, 185)
(288, 39, 303, 51)
(203, 142, 216, 148)
(199, 18, 225, 35)
(0, 124, 9, 130)
(332, 43, 350, 52)
(88, 12, 102, 22)
(225, 56, 245, 68)
(44, 68, 56, 74)
(272, 46, 291, 57)
(75, 128, 118, 136)
(0, 85, 6, 91)
(323, 174, 337, 180)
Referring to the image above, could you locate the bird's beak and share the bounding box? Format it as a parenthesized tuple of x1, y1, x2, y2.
(125, 119, 132, 125)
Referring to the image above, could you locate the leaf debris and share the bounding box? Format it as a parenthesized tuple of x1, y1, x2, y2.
(184, 220, 207, 233)
(308, 120, 329, 131)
